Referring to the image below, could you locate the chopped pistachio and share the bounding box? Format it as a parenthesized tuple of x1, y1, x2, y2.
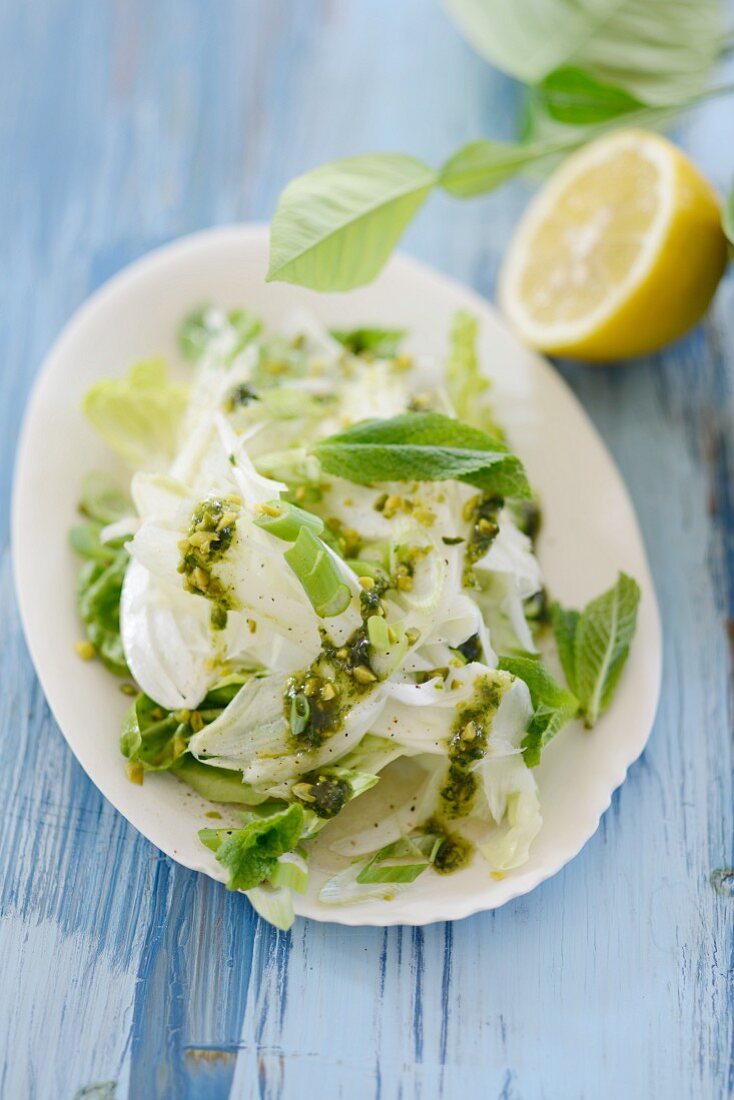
(75, 640, 96, 661)
(352, 665, 377, 685)
(255, 502, 282, 517)
(126, 761, 144, 785)
(293, 781, 317, 803)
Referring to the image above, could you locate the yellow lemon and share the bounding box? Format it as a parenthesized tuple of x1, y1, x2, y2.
(499, 130, 728, 361)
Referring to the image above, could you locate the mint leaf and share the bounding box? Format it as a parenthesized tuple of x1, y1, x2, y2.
(199, 804, 304, 892)
(499, 656, 579, 767)
(549, 605, 580, 695)
(330, 327, 406, 359)
(313, 412, 530, 498)
(535, 67, 646, 125)
(267, 154, 436, 290)
(552, 574, 640, 728)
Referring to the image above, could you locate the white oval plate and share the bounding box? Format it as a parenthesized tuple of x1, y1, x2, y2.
(12, 225, 661, 926)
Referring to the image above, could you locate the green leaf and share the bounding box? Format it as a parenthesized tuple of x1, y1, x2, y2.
(199, 803, 305, 892)
(723, 187, 734, 247)
(313, 412, 530, 498)
(82, 359, 189, 469)
(444, 311, 503, 436)
(283, 527, 352, 617)
(552, 574, 641, 728)
(179, 306, 262, 362)
(330, 327, 407, 359)
(79, 471, 132, 524)
(172, 756, 271, 806)
(498, 655, 579, 767)
(439, 139, 556, 198)
(574, 574, 641, 727)
(121, 677, 254, 777)
(356, 833, 443, 884)
(550, 605, 580, 695)
(70, 522, 119, 563)
(267, 153, 436, 290)
(535, 66, 646, 125)
(77, 549, 129, 675)
(444, 0, 722, 104)
(120, 694, 187, 771)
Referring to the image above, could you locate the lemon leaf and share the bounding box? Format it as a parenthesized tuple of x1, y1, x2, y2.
(535, 67, 646, 125)
(267, 154, 436, 291)
(444, 0, 722, 104)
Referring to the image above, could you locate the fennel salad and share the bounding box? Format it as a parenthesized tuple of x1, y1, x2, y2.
(71, 306, 640, 929)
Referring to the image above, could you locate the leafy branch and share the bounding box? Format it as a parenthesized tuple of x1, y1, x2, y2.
(268, 0, 734, 293)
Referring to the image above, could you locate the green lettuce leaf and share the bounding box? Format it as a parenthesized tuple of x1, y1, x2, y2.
(76, 549, 129, 675)
(179, 306, 262, 362)
(79, 471, 132, 524)
(121, 677, 251, 776)
(172, 756, 271, 806)
(82, 358, 188, 468)
(498, 655, 579, 766)
(445, 310, 503, 436)
(199, 803, 305, 892)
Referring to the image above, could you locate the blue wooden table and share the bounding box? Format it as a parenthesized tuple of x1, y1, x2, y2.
(2, 2, 733, 1097)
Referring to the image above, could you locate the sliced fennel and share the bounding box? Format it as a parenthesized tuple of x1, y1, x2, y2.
(70, 302, 639, 930)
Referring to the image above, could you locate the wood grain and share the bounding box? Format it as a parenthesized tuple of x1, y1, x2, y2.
(1, 1, 732, 1097)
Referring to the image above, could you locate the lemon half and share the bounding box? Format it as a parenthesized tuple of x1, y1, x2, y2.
(499, 130, 728, 361)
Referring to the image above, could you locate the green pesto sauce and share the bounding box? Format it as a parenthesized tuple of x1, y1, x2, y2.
(294, 774, 350, 818)
(462, 493, 502, 588)
(284, 625, 379, 749)
(422, 816, 474, 874)
(510, 498, 542, 544)
(434, 831, 473, 874)
(283, 569, 394, 749)
(224, 381, 259, 411)
(178, 496, 241, 630)
(439, 673, 508, 820)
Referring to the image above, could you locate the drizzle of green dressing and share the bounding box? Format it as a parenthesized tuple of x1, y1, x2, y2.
(283, 625, 379, 749)
(440, 671, 510, 820)
(434, 831, 473, 874)
(178, 496, 241, 630)
(421, 816, 474, 874)
(282, 569, 395, 749)
(462, 493, 502, 587)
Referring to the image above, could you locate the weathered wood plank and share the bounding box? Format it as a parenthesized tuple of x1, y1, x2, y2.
(1, 1, 732, 1098)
